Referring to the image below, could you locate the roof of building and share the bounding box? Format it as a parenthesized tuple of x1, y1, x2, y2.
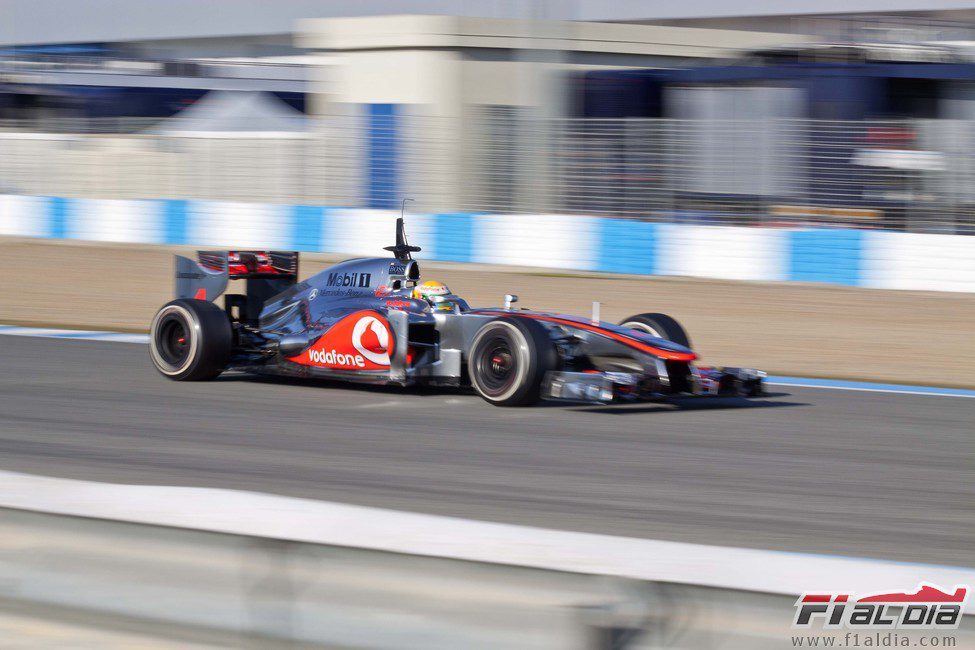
(0, 0, 970, 46)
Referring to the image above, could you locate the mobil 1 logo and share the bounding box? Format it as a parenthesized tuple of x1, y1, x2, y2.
(326, 272, 372, 288)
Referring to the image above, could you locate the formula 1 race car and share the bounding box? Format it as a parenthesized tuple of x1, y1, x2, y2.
(149, 218, 765, 406)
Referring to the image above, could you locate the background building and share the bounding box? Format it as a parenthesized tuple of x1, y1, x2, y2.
(2, 0, 975, 231)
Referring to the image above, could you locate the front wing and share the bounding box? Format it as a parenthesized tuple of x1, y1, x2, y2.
(543, 366, 766, 403)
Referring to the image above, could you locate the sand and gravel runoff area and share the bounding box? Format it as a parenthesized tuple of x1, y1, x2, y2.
(3, 237, 973, 387)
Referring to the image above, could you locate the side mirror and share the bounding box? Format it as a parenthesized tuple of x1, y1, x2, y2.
(504, 294, 519, 309)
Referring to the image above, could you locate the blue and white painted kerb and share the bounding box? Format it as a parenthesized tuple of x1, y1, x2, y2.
(2, 195, 973, 292)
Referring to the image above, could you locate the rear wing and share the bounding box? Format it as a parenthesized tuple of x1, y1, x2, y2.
(198, 250, 298, 280)
(175, 251, 299, 323)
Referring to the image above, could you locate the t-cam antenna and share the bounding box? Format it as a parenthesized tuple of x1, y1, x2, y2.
(384, 198, 422, 262)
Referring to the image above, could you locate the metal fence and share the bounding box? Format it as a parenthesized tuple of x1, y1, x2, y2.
(467, 114, 975, 232)
(1, 115, 974, 232)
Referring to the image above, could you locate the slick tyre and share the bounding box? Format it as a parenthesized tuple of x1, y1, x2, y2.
(619, 312, 691, 348)
(468, 317, 557, 407)
(150, 298, 232, 381)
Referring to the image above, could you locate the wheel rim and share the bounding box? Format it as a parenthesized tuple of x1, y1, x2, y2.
(157, 315, 190, 366)
(150, 304, 201, 376)
(475, 336, 517, 396)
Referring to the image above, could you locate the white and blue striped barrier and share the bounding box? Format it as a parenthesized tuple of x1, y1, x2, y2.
(2, 195, 973, 292)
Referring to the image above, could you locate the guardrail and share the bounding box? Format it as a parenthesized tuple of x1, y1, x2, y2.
(2, 195, 974, 292)
(0, 471, 973, 648)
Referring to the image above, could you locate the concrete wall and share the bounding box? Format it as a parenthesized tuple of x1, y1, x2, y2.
(301, 14, 812, 117)
(328, 49, 461, 114)
(298, 15, 812, 210)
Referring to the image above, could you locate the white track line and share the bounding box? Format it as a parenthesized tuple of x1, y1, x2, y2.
(765, 381, 975, 399)
(0, 325, 148, 344)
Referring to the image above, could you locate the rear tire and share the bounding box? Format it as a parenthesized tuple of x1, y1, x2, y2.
(468, 317, 557, 406)
(619, 313, 691, 348)
(149, 298, 232, 381)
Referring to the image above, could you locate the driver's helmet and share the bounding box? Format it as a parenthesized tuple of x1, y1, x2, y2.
(412, 280, 451, 303)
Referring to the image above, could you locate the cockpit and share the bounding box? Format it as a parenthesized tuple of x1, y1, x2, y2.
(379, 261, 468, 314)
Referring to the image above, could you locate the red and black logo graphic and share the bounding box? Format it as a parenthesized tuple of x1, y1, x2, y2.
(793, 583, 968, 630)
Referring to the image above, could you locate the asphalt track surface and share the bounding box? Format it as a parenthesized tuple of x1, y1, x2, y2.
(3, 336, 973, 567)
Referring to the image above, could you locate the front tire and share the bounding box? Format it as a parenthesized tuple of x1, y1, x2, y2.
(468, 317, 557, 406)
(619, 312, 691, 348)
(149, 299, 232, 381)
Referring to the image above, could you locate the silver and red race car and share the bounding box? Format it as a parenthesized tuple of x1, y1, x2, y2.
(149, 218, 764, 406)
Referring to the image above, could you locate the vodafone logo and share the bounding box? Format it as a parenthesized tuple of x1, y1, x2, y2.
(352, 316, 391, 366)
(287, 311, 393, 370)
(307, 349, 365, 368)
